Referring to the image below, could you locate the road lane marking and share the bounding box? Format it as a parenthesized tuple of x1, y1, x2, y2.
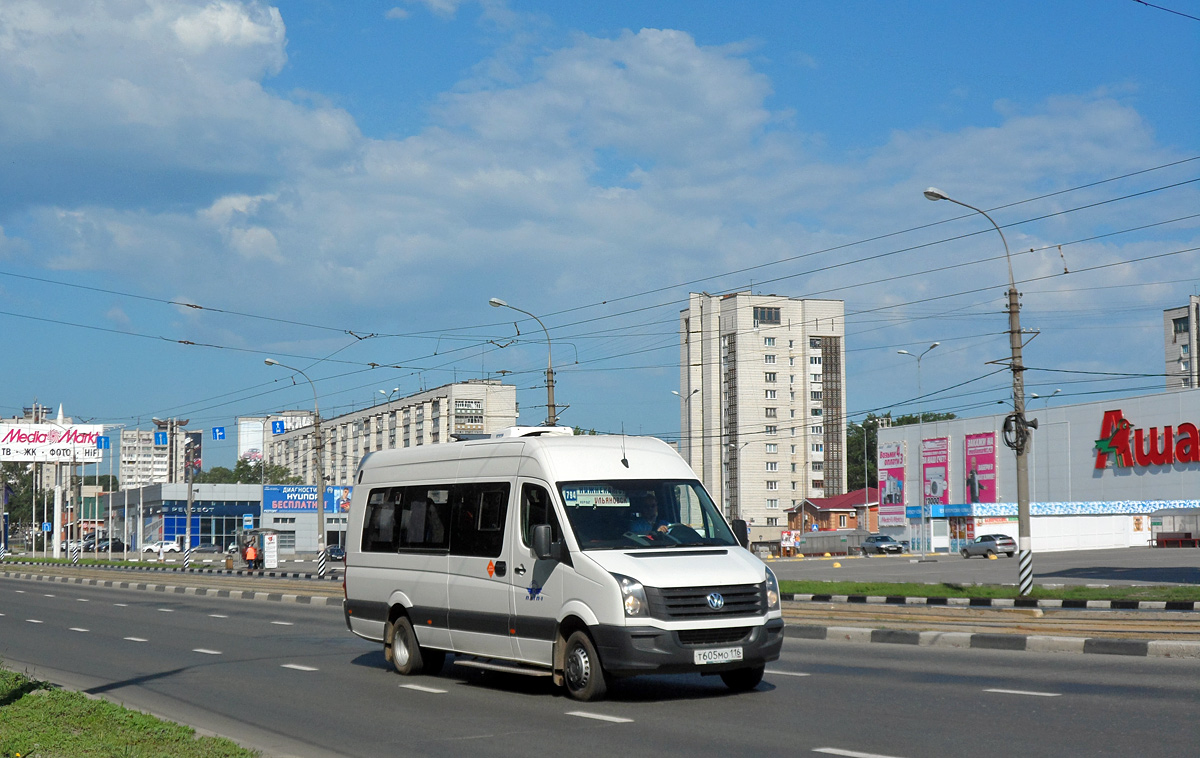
(15, 590, 25, 593)
(566, 711, 634, 724)
(70, 628, 89, 632)
(44, 594, 55, 597)
(113, 603, 128, 607)
(281, 664, 318, 671)
(767, 670, 811, 677)
(157, 608, 174, 612)
(209, 614, 228, 618)
(401, 684, 447, 693)
(270, 621, 294, 626)
(814, 749, 907, 758)
(124, 637, 148, 643)
(985, 688, 1061, 697)
(26, 619, 43, 624)
(76, 598, 89, 602)
(193, 649, 222, 655)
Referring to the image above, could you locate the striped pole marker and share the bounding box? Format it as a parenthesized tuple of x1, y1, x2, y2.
(1018, 550, 1033, 596)
(71, 543, 80, 565)
(184, 547, 193, 569)
(317, 550, 327, 578)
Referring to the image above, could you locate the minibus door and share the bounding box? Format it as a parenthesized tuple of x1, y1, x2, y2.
(446, 482, 516, 659)
(511, 481, 562, 665)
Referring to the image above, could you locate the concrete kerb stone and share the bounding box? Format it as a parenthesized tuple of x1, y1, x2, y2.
(1147, 640, 1200, 659)
(1, 569, 341, 608)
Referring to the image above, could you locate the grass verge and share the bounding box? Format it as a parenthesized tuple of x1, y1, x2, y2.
(779, 580, 1200, 602)
(0, 666, 257, 758)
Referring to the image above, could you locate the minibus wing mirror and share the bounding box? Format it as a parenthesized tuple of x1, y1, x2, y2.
(532, 524, 554, 560)
(732, 519, 750, 549)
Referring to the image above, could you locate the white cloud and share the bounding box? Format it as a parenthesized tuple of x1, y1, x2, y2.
(407, 0, 464, 19)
(385, 7, 409, 21)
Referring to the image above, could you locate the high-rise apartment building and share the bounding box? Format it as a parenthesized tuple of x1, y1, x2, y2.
(1164, 295, 1200, 390)
(266, 380, 518, 486)
(679, 292, 847, 531)
(119, 419, 199, 489)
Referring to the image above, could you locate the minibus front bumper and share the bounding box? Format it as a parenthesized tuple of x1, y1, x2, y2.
(591, 617, 784, 676)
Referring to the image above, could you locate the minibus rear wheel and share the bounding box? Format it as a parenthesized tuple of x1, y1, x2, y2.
(386, 616, 425, 676)
(563, 631, 607, 702)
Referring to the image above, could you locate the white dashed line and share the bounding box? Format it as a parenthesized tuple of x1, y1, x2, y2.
(271, 621, 294, 626)
(43, 594, 55, 597)
(401, 684, 448, 693)
(767, 670, 811, 677)
(157, 608, 174, 613)
(26, 619, 43, 624)
(984, 688, 1062, 698)
(814, 749, 907, 758)
(281, 664, 318, 671)
(70, 628, 89, 633)
(113, 603, 128, 607)
(77, 598, 89, 602)
(124, 637, 148, 643)
(15, 590, 25, 594)
(193, 649, 222, 655)
(566, 711, 634, 724)
(209, 614, 228, 618)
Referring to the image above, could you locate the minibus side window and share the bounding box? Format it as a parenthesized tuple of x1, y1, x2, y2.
(361, 487, 400, 552)
(449, 482, 510, 558)
(521, 483, 561, 546)
(396, 486, 451, 551)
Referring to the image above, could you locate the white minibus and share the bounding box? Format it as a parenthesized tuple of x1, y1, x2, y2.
(343, 427, 784, 701)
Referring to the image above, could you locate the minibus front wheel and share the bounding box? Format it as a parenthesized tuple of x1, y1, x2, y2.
(563, 631, 607, 702)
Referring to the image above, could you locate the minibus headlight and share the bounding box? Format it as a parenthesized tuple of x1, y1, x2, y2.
(612, 573, 648, 617)
(765, 567, 781, 611)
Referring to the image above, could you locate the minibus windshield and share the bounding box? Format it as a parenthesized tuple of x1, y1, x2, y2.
(558, 479, 738, 550)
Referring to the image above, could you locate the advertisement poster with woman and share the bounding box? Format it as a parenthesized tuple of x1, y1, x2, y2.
(964, 432, 998, 504)
(877, 440, 907, 528)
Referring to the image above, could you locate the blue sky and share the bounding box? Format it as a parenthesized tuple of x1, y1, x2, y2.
(1, 0, 1198, 471)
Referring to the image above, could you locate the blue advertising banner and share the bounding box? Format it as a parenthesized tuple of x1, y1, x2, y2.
(906, 502, 973, 519)
(263, 485, 353, 513)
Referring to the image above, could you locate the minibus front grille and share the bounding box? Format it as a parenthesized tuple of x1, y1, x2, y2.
(646, 584, 766, 619)
(677, 627, 752, 646)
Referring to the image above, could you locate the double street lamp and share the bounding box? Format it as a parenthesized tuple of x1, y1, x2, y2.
(265, 359, 328, 577)
(489, 297, 557, 426)
(898, 342, 939, 560)
(924, 187, 1037, 595)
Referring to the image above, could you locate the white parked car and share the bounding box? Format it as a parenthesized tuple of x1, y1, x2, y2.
(142, 540, 181, 554)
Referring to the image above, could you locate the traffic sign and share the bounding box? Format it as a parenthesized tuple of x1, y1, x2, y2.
(96, 435, 110, 450)
(271, 420, 285, 435)
(42, 522, 51, 532)
(154, 431, 168, 446)
(243, 514, 254, 529)
(212, 426, 225, 441)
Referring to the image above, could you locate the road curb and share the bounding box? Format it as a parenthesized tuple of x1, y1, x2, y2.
(783, 623, 1200, 659)
(0, 558, 342, 581)
(0, 570, 342, 607)
(784, 592, 1200, 612)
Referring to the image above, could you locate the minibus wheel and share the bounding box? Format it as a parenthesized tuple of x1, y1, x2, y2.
(563, 631, 607, 702)
(386, 616, 425, 676)
(719, 665, 765, 692)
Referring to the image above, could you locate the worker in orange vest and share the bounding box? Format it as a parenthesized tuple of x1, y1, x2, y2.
(245, 542, 258, 569)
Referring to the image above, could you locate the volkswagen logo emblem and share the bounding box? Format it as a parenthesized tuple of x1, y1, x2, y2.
(706, 592, 725, 610)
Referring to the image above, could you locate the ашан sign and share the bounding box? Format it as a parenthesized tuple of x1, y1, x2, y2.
(1094, 409, 1200, 469)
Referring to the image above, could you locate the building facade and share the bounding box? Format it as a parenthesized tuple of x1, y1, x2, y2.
(119, 419, 200, 489)
(679, 292, 847, 533)
(1164, 295, 1200, 390)
(265, 380, 518, 487)
(876, 389, 1200, 553)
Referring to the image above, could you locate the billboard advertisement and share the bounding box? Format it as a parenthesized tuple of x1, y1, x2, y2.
(877, 440, 907, 528)
(921, 437, 950, 510)
(0, 424, 105, 462)
(964, 432, 998, 504)
(237, 417, 266, 462)
(263, 485, 353, 513)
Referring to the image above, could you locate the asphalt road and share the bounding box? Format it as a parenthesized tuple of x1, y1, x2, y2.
(771, 546, 1200, 586)
(3, 575, 1198, 758)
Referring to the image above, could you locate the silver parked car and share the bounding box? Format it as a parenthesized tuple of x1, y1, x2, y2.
(961, 534, 1016, 558)
(860, 534, 904, 555)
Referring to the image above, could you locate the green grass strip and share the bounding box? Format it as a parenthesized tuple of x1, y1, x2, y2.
(780, 580, 1200, 602)
(0, 667, 257, 758)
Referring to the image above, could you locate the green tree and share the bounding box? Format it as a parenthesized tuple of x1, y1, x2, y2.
(1, 461, 35, 525)
(890, 412, 957, 427)
(193, 459, 301, 485)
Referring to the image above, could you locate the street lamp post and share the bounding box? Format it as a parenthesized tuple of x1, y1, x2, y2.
(266, 359, 328, 577)
(489, 297, 557, 426)
(851, 418, 875, 530)
(898, 342, 939, 560)
(925, 187, 1037, 595)
(672, 389, 699, 465)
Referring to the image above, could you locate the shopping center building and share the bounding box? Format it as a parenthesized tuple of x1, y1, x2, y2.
(875, 389, 1200, 553)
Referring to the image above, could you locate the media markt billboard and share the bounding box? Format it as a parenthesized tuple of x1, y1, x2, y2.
(0, 424, 105, 462)
(263, 485, 353, 513)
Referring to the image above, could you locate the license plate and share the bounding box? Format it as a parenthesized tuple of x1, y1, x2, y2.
(694, 647, 744, 665)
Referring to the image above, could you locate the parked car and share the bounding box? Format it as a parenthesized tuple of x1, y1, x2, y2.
(194, 543, 223, 553)
(226, 542, 241, 554)
(325, 544, 346, 561)
(96, 538, 125, 553)
(961, 534, 1017, 558)
(860, 534, 905, 555)
(59, 540, 84, 552)
(142, 540, 181, 554)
